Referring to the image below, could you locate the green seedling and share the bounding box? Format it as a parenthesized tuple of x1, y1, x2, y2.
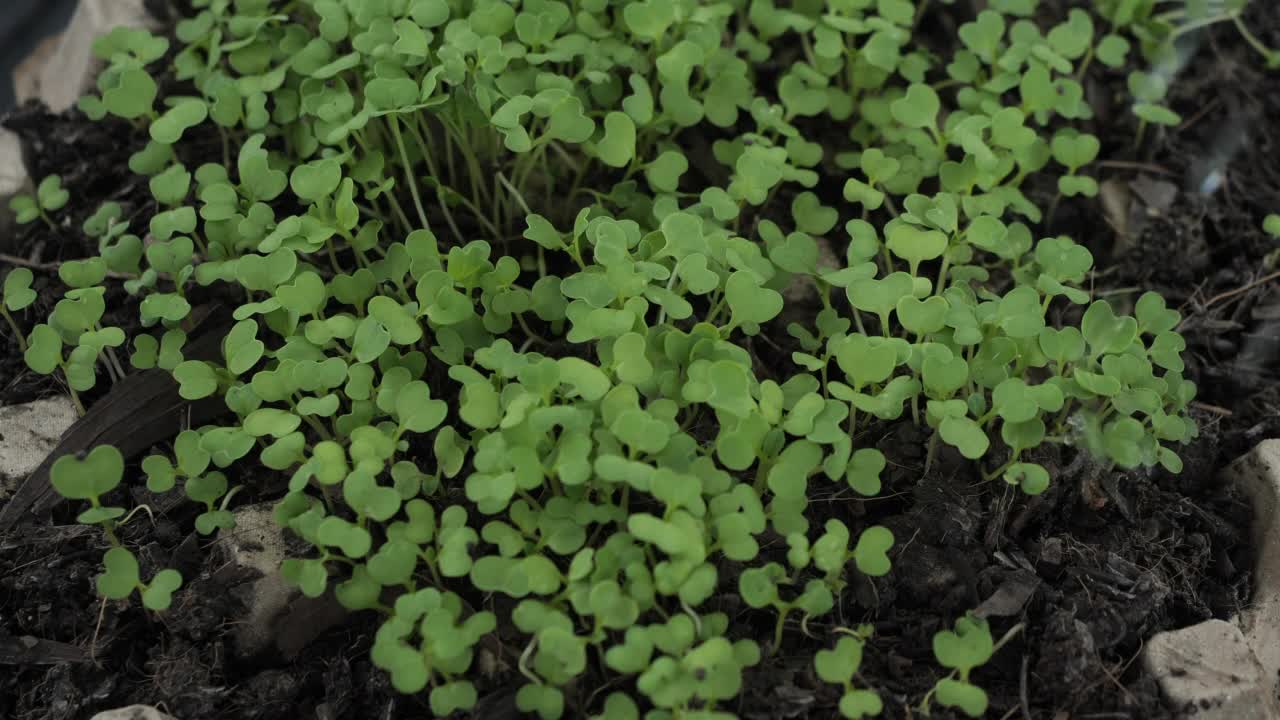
(815, 627, 883, 719)
(921, 614, 1022, 718)
(52, 445, 184, 610)
(10, 175, 70, 230)
(2, 268, 37, 352)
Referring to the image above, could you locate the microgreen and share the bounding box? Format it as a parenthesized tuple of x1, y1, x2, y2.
(1, 268, 37, 354)
(922, 614, 1009, 718)
(10, 175, 69, 230)
(815, 627, 883, 719)
(52, 446, 183, 609)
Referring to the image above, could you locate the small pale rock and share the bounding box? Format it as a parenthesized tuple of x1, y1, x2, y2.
(0, 128, 29, 243)
(273, 591, 348, 660)
(89, 706, 177, 720)
(11, 35, 61, 109)
(1098, 178, 1130, 238)
(13, 0, 157, 113)
(0, 397, 78, 501)
(1222, 440, 1280, 697)
(1142, 619, 1274, 720)
(0, 129, 27, 196)
(1129, 176, 1179, 216)
(974, 570, 1039, 618)
(1037, 536, 1065, 575)
(218, 503, 294, 657)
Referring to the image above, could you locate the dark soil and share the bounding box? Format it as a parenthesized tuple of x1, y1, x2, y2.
(3, 3, 1279, 720)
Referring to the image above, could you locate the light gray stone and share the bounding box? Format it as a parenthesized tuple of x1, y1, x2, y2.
(0, 129, 26, 196)
(1143, 440, 1280, 719)
(12, 34, 60, 110)
(1223, 440, 1280, 699)
(13, 0, 157, 113)
(1142, 619, 1273, 720)
(0, 127, 29, 240)
(217, 503, 349, 658)
(974, 570, 1039, 618)
(218, 503, 295, 657)
(0, 397, 78, 501)
(89, 706, 177, 720)
(5, 0, 155, 238)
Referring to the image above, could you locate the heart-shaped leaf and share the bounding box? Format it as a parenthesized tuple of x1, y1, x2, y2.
(97, 546, 140, 600)
(102, 67, 158, 120)
(835, 333, 899, 389)
(840, 689, 885, 719)
(1135, 292, 1180, 335)
(846, 448, 886, 497)
(897, 295, 948, 335)
(725, 270, 783, 328)
(852, 525, 894, 576)
(396, 380, 447, 433)
(24, 324, 63, 374)
(141, 568, 183, 610)
(791, 192, 838, 235)
(939, 416, 989, 459)
(886, 223, 948, 276)
(37, 175, 70, 211)
(936, 678, 989, 718)
(545, 96, 595, 143)
(890, 83, 940, 129)
(3, 268, 37, 311)
(1081, 300, 1138, 357)
(933, 615, 994, 673)
(596, 111, 636, 168)
(151, 99, 208, 145)
(173, 360, 218, 399)
(847, 272, 914, 328)
(1004, 462, 1050, 495)
(815, 636, 864, 684)
(290, 157, 343, 201)
(276, 272, 327, 315)
(646, 150, 687, 193)
(52, 445, 124, 501)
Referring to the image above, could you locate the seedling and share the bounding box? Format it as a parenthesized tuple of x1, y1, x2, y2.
(1, 268, 37, 352)
(51, 446, 183, 610)
(921, 615, 1024, 718)
(9, 175, 69, 231)
(815, 627, 883, 719)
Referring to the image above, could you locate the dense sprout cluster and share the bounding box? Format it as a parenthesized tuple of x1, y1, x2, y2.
(4, 0, 1248, 717)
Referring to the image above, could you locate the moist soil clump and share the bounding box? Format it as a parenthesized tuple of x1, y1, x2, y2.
(2, 3, 1279, 719)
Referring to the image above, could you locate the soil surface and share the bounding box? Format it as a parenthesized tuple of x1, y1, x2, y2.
(2, 3, 1279, 719)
